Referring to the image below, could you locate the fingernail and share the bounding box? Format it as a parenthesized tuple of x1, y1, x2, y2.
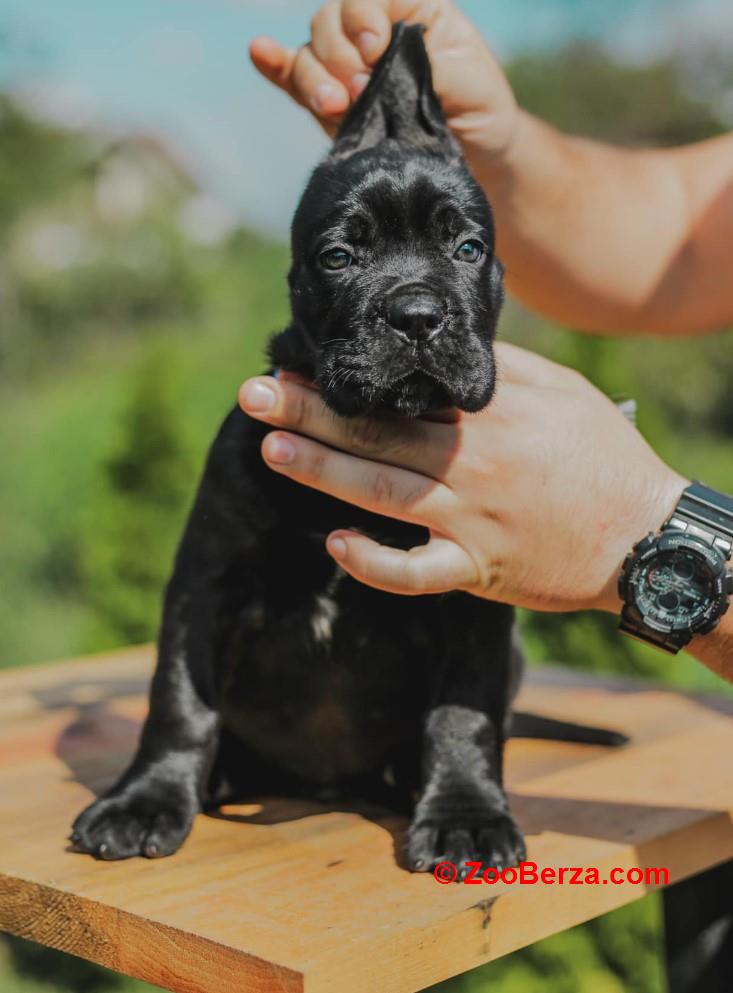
(265, 435, 296, 465)
(312, 83, 338, 114)
(357, 30, 380, 61)
(241, 380, 276, 413)
(350, 72, 370, 97)
(328, 536, 347, 561)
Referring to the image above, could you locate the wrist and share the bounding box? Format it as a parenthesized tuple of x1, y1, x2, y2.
(592, 466, 690, 616)
(688, 610, 733, 682)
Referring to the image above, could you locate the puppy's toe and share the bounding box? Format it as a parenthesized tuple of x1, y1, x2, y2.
(405, 809, 525, 877)
(476, 815, 526, 870)
(405, 822, 440, 871)
(70, 789, 193, 860)
(439, 828, 475, 880)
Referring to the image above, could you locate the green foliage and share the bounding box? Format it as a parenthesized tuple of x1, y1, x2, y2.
(0, 935, 158, 993)
(79, 346, 194, 647)
(1, 36, 732, 993)
(0, 96, 88, 235)
(508, 42, 723, 145)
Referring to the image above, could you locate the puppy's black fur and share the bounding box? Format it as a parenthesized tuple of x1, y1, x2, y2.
(71, 25, 623, 873)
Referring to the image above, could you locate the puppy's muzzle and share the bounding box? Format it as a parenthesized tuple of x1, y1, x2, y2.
(385, 284, 445, 344)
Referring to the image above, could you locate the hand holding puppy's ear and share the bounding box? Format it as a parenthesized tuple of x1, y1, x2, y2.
(330, 23, 458, 158)
(250, 0, 519, 163)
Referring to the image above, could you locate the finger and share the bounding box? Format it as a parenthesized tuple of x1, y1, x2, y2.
(326, 531, 479, 595)
(341, 0, 434, 65)
(342, 0, 445, 64)
(249, 37, 298, 94)
(310, 2, 371, 99)
(495, 342, 586, 390)
(240, 376, 457, 479)
(291, 43, 350, 117)
(260, 430, 455, 527)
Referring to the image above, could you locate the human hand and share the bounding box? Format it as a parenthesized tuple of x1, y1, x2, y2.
(249, 0, 519, 165)
(239, 343, 688, 613)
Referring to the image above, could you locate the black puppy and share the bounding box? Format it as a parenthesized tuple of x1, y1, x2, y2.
(71, 25, 620, 872)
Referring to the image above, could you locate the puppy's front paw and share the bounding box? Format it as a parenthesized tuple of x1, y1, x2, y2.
(70, 783, 195, 860)
(406, 809, 526, 878)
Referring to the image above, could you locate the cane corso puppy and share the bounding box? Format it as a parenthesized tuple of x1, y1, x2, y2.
(71, 24, 622, 873)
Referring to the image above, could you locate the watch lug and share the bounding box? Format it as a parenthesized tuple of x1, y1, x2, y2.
(697, 616, 721, 637)
(635, 533, 655, 552)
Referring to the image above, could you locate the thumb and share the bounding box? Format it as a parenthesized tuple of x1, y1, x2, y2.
(325, 531, 479, 595)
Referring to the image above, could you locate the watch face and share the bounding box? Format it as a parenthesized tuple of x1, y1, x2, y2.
(633, 548, 716, 630)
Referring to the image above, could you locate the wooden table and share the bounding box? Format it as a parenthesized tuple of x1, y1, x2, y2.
(1, 647, 732, 993)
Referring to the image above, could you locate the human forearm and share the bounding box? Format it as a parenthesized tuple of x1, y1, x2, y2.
(473, 114, 733, 335)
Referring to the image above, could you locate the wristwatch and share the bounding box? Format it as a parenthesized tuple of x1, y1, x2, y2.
(618, 481, 733, 654)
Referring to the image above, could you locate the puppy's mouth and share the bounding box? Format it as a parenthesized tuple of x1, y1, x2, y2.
(381, 370, 453, 415)
(320, 364, 456, 418)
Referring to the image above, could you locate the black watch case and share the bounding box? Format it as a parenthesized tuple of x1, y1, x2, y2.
(618, 530, 733, 641)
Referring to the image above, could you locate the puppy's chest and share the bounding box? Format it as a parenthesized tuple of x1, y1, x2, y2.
(219, 534, 438, 781)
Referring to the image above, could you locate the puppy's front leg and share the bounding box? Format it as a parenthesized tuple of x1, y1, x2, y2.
(70, 570, 223, 859)
(71, 411, 262, 859)
(406, 600, 526, 877)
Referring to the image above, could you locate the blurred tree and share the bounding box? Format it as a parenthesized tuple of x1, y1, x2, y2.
(508, 42, 725, 145)
(0, 96, 88, 236)
(79, 345, 194, 648)
(0, 933, 156, 993)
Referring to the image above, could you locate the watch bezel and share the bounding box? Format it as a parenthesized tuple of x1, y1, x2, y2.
(619, 530, 729, 637)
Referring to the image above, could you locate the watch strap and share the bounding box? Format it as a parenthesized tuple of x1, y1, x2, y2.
(619, 612, 690, 655)
(665, 481, 733, 559)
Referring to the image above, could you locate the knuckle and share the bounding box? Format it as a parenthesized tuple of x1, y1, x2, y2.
(291, 47, 309, 84)
(289, 390, 310, 431)
(308, 447, 328, 482)
(342, 0, 375, 32)
(402, 481, 430, 509)
(370, 468, 394, 505)
(310, 9, 326, 34)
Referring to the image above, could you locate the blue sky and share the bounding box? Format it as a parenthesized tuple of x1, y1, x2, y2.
(0, 0, 727, 234)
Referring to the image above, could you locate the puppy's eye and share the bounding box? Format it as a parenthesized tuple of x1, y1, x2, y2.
(320, 248, 354, 271)
(454, 240, 484, 263)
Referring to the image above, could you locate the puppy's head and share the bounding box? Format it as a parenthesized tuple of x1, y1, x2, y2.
(270, 22, 504, 417)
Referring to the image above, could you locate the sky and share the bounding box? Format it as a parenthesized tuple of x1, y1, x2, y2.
(0, 0, 730, 235)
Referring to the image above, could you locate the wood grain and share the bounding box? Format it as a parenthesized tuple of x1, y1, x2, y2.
(1, 646, 732, 993)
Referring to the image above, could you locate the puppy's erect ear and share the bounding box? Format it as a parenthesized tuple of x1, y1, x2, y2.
(331, 22, 458, 158)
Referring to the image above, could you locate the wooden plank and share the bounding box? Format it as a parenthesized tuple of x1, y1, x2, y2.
(1, 647, 732, 993)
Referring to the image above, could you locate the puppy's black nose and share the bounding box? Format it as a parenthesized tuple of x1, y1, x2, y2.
(385, 288, 445, 342)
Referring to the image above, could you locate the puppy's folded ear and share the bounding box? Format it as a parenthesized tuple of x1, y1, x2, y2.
(331, 21, 458, 158)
